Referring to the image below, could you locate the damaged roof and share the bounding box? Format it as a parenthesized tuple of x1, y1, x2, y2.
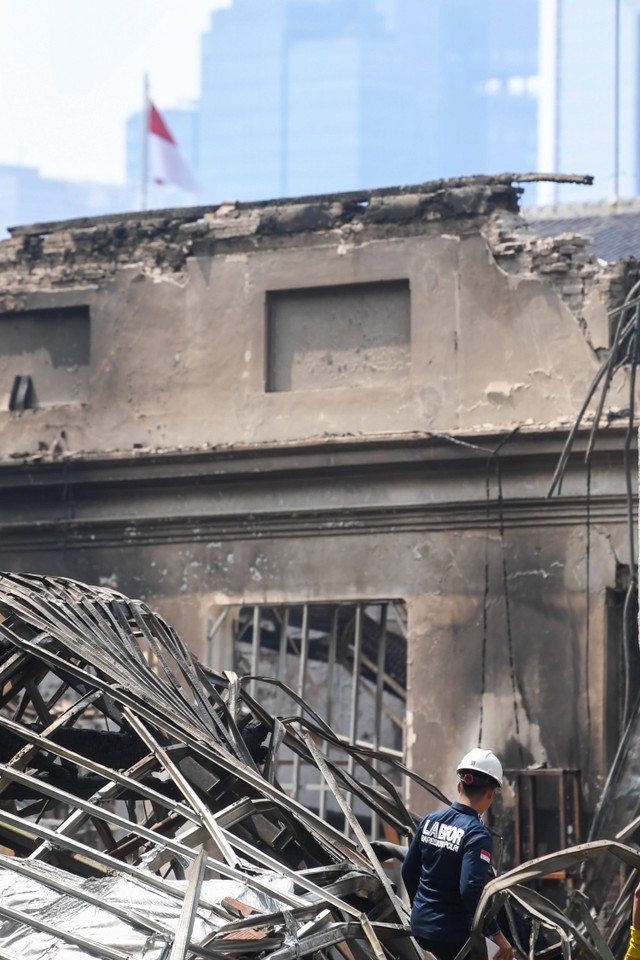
(526, 198, 640, 262)
(0, 173, 594, 308)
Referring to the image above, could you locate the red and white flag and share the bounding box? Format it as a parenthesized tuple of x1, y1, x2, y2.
(147, 101, 200, 195)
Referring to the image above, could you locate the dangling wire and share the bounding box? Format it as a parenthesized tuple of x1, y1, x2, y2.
(584, 460, 592, 782)
(621, 304, 640, 730)
(549, 277, 640, 497)
(496, 456, 524, 767)
(479, 459, 493, 746)
(549, 282, 640, 776)
(478, 428, 523, 760)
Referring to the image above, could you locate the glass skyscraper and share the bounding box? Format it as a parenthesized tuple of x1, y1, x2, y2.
(196, 0, 539, 202)
(125, 0, 640, 207)
(537, 0, 640, 204)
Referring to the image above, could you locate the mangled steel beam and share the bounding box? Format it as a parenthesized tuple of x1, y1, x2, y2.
(0, 572, 431, 960)
(471, 840, 640, 960)
(0, 571, 638, 960)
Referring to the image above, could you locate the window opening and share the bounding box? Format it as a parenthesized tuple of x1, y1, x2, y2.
(207, 600, 407, 840)
(0, 305, 90, 408)
(514, 769, 581, 896)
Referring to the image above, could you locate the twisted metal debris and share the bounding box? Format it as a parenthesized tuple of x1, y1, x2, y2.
(0, 572, 637, 960)
(0, 572, 431, 960)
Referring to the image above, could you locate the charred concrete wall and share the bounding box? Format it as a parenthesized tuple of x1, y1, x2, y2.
(0, 178, 632, 455)
(0, 176, 636, 838)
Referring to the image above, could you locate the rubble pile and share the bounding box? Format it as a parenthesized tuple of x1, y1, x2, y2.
(0, 572, 637, 960)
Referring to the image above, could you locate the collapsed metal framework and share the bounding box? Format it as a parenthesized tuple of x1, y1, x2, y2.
(0, 572, 638, 960)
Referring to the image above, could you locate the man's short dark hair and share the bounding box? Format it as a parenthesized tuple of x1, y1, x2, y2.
(458, 769, 499, 798)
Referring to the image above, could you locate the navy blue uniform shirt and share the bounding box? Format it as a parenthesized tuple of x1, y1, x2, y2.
(401, 801, 499, 943)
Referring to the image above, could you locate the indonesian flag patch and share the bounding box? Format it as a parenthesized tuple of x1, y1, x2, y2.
(480, 849, 491, 863)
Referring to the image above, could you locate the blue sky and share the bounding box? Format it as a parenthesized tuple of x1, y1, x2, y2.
(0, 0, 229, 184)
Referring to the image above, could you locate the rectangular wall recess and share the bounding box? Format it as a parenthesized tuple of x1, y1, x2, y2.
(266, 280, 410, 392)
(0, 305, 90, 408)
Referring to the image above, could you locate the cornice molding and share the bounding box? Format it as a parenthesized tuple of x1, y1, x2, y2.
(0, 429, 635, 552)
(0, 494, 634, 553)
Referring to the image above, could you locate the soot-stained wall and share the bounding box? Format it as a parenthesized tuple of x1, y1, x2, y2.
(0, 177, 636, 832)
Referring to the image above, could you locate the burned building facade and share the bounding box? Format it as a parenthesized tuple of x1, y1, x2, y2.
(0, 176, 636, 862)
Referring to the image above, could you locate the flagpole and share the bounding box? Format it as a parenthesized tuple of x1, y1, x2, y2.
(141, 73, 149, 211)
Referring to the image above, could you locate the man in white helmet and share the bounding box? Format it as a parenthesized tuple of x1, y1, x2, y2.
(401, 748, 515, 960)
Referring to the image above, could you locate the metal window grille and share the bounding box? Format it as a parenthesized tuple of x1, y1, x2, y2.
(207, 600, 407, 840)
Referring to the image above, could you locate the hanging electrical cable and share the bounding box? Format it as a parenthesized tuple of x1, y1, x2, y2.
(478, 458, 493, 747)
(496, 456, 525, 768)
(584, 460, 592, 783)
(549, 277, 640, 497)
(621, 303, 640, 730)
(476, 429, 523, 760)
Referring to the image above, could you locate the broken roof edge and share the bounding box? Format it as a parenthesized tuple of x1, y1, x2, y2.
(7, 172, 593, 238)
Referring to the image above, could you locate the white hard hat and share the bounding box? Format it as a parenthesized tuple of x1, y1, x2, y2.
(457, 748, 503, 787)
